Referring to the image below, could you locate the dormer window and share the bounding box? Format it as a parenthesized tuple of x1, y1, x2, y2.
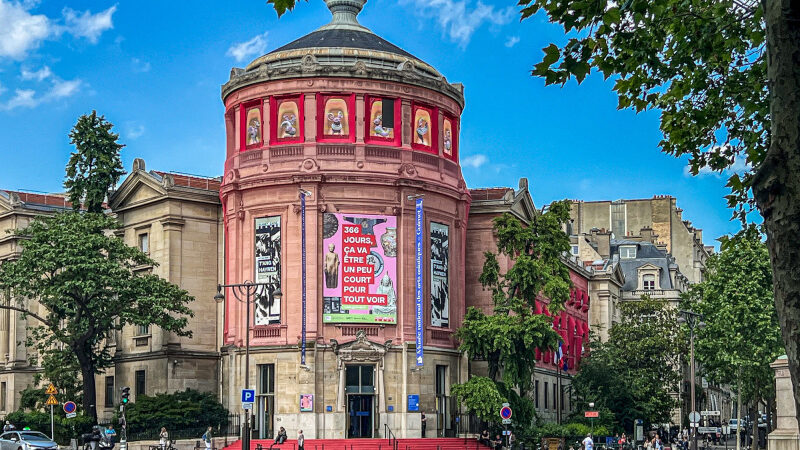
(571, 245, 579, 256)
(643, 274, 656, 290)
(620, 246, 636, 259)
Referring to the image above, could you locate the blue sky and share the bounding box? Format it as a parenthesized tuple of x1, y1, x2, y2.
(0, 0, 749, 247)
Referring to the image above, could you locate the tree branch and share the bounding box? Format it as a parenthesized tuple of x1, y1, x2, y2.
(0, 304, 49, 326)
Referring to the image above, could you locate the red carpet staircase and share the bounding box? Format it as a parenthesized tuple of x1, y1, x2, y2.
(223, 438, 491, 450)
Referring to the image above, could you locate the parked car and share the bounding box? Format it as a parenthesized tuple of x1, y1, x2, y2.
(728, 419, 739, 432)
(0, 431, 58, 450)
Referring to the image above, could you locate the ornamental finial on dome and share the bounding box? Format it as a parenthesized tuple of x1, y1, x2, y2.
(318, 0, 371, 32)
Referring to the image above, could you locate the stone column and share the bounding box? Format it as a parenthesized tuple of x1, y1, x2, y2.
(767, 355, 799, 450)
(337, 364, 345, 412)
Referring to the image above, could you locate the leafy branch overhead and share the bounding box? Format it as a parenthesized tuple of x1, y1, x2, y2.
(520, 0, 767, 218)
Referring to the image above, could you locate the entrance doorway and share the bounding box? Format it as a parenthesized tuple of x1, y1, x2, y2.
(346, 365, 375, 438)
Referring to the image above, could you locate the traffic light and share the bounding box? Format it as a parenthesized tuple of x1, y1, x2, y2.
(121, 386, 130, 404)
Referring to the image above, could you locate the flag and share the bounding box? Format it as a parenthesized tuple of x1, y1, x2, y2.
(554, 342, 563, 364)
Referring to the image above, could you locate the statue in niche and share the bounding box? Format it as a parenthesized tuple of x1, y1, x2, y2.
(247, 117, 261, 146)
(280, 113, 297, 137)
(443, 129, 452, 154)
(416, 117, 429, 145)
(373, 115, 392, 137)
(324, 243, 340, 289)
(327, 110, 344, 134)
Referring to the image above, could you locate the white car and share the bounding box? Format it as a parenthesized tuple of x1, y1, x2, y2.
(728, 419, 739, 432)
(0, 431, 58, 450)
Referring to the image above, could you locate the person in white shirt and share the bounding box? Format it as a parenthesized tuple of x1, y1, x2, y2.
(583, 434, 594, 450)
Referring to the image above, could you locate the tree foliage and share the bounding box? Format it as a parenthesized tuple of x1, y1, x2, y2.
(266, 0, 305, 17)
(571, 297, 683, 431)
(65, 111, 125, 213)
(519, 0, 766, 216)
(0, 213, 194, 422)
(450, 376, 505, 423)
(685, 225, 782, 403)
(454, 200, 572, 434)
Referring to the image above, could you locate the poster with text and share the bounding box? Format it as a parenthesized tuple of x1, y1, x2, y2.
(322, 213, 397, 324)
(255, 216, 281, 325)
(430, 222, 449, 327)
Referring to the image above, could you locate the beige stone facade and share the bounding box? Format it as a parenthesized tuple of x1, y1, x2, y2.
(570, 196, 711, 284)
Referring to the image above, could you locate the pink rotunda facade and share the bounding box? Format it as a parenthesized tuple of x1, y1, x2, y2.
(218, 0, 470, 439)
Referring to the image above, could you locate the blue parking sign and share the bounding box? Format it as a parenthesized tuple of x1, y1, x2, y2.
(241, 389, 255, 403)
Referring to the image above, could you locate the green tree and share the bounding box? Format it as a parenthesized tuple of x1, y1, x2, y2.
(0, 213, 194, 421)
(0, 112, 193, 422)
(65, 111, 125, 213)
(453, 201, 571, 433)
(685, 225, 782, 446)
(571, 297, 683, 431)
(517, 0, 800, 422)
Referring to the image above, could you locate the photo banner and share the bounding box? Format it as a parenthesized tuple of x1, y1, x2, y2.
(322, 213, 397, 324)
(415, 198, 424, 366)
(254, 216, 281, 325)
(430, 222, 449, 328)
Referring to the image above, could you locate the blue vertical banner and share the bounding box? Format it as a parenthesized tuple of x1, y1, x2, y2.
(415, 198, 424, 366)
(301, 191, 307, 366)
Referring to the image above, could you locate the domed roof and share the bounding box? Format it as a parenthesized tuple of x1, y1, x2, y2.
(222, 0, 465, 107)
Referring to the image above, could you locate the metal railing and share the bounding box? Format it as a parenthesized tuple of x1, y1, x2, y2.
(384, 423, 398, 450)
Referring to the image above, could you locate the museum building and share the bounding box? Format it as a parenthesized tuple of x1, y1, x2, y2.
(0, 0, 593, 440)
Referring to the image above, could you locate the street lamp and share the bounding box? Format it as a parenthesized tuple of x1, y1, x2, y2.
(679, 310, 705, 450)
(589, 402, 595, 437)
(215, 282, 281, 450)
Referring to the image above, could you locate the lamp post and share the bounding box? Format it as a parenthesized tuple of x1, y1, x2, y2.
(589, 402, 595, 437)
(215, 282, 282, 450)
(678, 310, 705, 450)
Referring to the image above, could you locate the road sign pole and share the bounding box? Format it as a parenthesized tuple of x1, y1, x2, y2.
(50, 404, 54, 440)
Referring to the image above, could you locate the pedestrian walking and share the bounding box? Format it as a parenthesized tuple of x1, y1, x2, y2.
(297, 430, 304, 450)
(583, 434, 594, 450)
(2, 421, 12, 432)
(202, 427, 213, 450)
(420, 411, 427, 438)
(159, 427, 169, 450)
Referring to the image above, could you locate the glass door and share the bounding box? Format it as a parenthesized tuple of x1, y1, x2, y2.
(256, 364, 275, 439)
(345, 365, 375, 438)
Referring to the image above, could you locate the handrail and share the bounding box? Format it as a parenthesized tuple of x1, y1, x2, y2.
(384, 423, 398, 450)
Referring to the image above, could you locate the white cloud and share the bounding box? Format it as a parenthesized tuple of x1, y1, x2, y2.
(20, 65, 52, 81)
(685, 147, 752, 178)
(0, 0, 53, 59)
(2, 77, 82, 110)
(131, 58, 151, 73)
(0, 1, 116, 60)
(227, 32, 269, 63)
(402, 0, 515, 48)
(462, 154, 488, 169)
(62, 4, 116, 44)
(124, 121, 145, 139)
(505, 36, 520, 48)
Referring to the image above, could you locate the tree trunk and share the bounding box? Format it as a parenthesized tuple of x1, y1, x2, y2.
(75, 347, 98, 422)
(749, 403, 757, 450)
(755, 0, 800, 431)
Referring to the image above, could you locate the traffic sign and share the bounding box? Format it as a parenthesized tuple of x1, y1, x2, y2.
(585, 411, 600, 418)
(242, 403, 253, 410)
(63, 401, 77, 414)
(689, 412, 701, 423)
(500, 406, 513, 420)
(45, 395, 58, 406)
(66, 413, 77, 419)
(502, 419, 512, 425)
(241, 389, 255, 403)
(690, 423, 699, 428)
(698, 427, 720, 434)
(45, 384, 58, 395)
(701, 411, 720, 416)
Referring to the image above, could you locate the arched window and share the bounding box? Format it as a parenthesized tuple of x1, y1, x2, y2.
(643, 274, 656, 290)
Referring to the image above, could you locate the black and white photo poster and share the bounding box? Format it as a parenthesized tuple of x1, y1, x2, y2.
(255, 216, 281, 325)
(430, 222, 449, 327)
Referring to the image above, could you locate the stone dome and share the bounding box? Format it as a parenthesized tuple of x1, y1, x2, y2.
(222, 0, 464, 107)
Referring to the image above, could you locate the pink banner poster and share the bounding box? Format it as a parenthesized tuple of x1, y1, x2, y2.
(322, 213, 397, 324)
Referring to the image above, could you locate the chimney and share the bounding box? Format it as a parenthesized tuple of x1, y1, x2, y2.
(588, 228, 611, 259)
(639, 226, 658, 244)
